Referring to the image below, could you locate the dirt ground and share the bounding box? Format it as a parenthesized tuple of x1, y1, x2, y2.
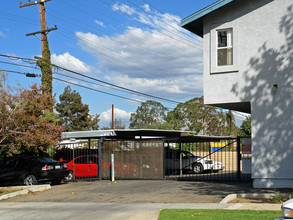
(0, 187, 25, 196)
(0, 180, 278, 203)
(229, 197, 279, 204)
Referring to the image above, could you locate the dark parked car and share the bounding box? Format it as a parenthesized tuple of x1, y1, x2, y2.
(0, 156, 69, 186)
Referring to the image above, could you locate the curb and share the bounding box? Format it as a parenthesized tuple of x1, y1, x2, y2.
(0, 184, 51, 201)
(220, 193, 237, 203)
(220, 193, 276, 203)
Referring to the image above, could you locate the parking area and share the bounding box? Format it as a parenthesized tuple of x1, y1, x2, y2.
(1, 180, 277, 203)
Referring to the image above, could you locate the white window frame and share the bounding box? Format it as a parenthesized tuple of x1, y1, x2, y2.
(217, 29, 233, 66)
(210, 22, 238, 74)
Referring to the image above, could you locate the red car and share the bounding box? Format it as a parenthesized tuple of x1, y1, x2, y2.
(64, 155, 100, 181)
(64, 155, 136, 181)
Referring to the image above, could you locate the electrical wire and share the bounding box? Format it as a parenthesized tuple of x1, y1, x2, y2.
(0, 60, 38, 69)
(54, 61, 181, 104)
(0, 55, 181, 104)
(0, 69, 26, 76)
(0, 67, 142, 103)
(125, 0, 202, 44)
(0, 10, 39, 26)
(55, 27, 180, 78)
(2, 3, 202, 88)
(98, 0, 202, 50)
(45, 7, 198, 69)
(52, 77, 143, 104)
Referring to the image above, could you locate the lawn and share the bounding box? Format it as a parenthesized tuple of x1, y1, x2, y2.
(159, 209, 282, 220)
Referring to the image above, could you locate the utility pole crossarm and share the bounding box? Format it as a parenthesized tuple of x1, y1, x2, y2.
(26, 26, 57, 37)
(19, 0, 51, 8)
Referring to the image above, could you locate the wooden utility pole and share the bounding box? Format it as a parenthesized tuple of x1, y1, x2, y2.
(228, 109, 232, 135)
(20, 0, 57, 109)
(112, 104, 114, 129)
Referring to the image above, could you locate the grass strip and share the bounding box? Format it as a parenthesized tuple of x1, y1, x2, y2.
(159, 209, 282, 220)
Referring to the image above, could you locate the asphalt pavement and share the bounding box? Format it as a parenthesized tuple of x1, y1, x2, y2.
(0, 180, 283, 220)
(0, 202, 282, 220)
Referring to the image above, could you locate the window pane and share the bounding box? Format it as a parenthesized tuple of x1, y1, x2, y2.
(218, 31, 227, 47)
(218, 48, 233, 66)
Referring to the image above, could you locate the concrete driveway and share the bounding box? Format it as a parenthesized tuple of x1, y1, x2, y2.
(1, 180, 276, 203)
(0, 180, 280, 220)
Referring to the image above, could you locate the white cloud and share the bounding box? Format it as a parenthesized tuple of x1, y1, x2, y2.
(112, 3, 133, 16)
(51, 52, 92, 73)
(75, 3, 203, 101)
(94, 19, 104, 27)
(100, 108, 132, 126)
(0, 31, 6, 38)
(143, 4, 150, 13)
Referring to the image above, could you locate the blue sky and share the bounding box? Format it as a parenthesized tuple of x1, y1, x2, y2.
(0, 0, 247, 127)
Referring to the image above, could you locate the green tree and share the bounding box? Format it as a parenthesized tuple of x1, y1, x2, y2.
(0, 82, 63, 159)
(102, 119, 126, 130)
(55, 86, 99, 131)
(129, 100, 170, 129)
(88, 114, 100, 130)
(238, 116, 251, 137)
(167, 97, 232, 135)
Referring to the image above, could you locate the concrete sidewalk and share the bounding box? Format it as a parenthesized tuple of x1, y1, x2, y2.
(0, 181, 284, 219)
(0, 202, 282, 220)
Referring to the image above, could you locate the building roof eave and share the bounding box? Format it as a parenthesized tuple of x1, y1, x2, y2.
(181, 0, 235, 37)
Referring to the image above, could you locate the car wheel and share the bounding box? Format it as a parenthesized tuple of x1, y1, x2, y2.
(24, 174, 38, 186)
(63, 170, 75, 182)
(192, 163, 203, 174)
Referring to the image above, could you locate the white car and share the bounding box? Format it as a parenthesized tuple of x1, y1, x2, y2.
(275, 199, 293, 220)
(165, 150, 225, 174)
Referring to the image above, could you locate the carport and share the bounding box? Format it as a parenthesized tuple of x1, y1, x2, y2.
(56, 129, 250, 182)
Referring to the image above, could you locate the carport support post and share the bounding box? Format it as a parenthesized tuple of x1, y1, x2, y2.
(111, 154, 115, 182)
(237, 136, 241, 182)
(98, 137, 104, 181)
(180, 143, 183, 176)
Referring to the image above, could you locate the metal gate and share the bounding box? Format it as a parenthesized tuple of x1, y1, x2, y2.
(55, 139, 101, 181)
(164, 137, 251, 182)
(101, 140, 164, 179)
(55, 136, 251, 182)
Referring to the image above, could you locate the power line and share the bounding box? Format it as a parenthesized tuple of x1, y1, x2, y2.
(45, 8, 197, 69)
(126, 0, 202, 45)
(3, 3, 202, 85)
(0, 69, 26, 76)
(98, 0, 202, 51)
(52, 77, 144, 104)
(0, 55, 181, 104)
(54, 62, 181, 104)
(0, 10, 39, 26)
(0, 67, 143, 103)
(0, 60, 38, 69)
(55, 27, 181, 79)
(0, 69, 41, 78)
(141, 0, 181, 24)
(54, 71, 146, 97)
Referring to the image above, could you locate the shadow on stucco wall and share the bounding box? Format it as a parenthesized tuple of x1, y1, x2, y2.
(231, 5, 293, 186)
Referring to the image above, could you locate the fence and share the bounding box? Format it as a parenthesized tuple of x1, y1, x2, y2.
(55, 140, 101, 181)
(55, 136, 251, 182)
(102, 140, 164, 179)
(164, 137, 251, 182)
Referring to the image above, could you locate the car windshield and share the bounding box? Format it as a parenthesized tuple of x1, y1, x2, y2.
(182, 151, 202, 159)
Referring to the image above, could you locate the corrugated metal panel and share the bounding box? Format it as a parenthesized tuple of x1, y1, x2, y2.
(61, 130, 116, 139)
